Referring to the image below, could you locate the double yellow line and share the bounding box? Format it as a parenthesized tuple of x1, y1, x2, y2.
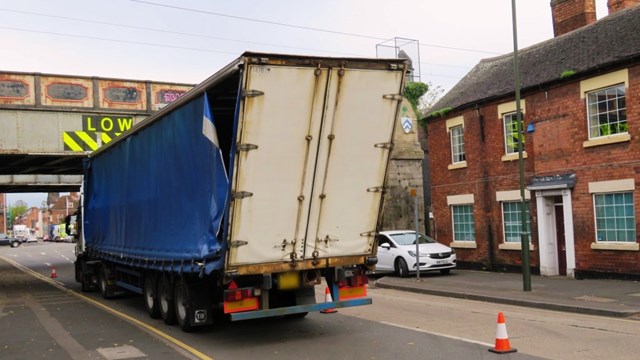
(0, 255, 213, 360)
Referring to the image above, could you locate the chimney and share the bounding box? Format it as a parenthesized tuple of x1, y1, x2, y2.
(550, 0, 596, 37)
(607, 0, 640, 14)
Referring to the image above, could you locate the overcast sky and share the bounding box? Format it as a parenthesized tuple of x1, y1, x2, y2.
(2, 0, 611, 207)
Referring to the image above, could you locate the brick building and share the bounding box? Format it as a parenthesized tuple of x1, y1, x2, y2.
(423, 1, 640, 279)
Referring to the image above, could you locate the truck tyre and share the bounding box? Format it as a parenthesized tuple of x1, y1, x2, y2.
(143, 273, 161, 319)
(158, 274, 176, 325)
(99, 265, 116, 299)
(395, 258, 409, 278)
(81, 275, 93, 292)
(174, 279, 194, 332)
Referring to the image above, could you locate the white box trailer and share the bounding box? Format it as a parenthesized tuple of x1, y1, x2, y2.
(75, 52, 408, 331)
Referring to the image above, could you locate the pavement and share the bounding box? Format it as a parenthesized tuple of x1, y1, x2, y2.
(374, 270, 640, 318)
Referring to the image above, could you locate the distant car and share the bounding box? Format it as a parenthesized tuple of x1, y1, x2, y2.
(24, 234, 38, 243)
(376, 230, 456, 277)
(0, 233, 21, 248)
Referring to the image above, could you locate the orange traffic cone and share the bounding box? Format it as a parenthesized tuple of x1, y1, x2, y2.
(489, 312, 517, 354)
(50, 266, 58, 279)
(320, 287, 337, 314)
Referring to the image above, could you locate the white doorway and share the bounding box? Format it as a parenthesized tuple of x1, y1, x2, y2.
(534, 190, 576, 277)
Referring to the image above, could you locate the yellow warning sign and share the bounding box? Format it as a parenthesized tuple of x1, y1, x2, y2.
(63, 131, 122, 152)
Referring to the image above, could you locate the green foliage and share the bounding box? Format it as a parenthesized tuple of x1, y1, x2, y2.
(599, 122, 628, 136)
(404, 82, 428, 116)
(10, 203, 28, 219)
(560, 70, 576, 79)
(426, 107, 453, 119)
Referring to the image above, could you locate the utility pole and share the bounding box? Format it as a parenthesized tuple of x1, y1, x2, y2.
(511, 0, 531, 291)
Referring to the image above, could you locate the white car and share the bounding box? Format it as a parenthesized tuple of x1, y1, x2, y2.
(376, 230, 456, 277)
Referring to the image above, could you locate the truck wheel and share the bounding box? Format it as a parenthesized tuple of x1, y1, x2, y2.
(143, 273, 160, 319)
(99, 265, 116, 299)
(81, 276, 93, 292)
(158, 274, 176, 325)
(174, 279, 193, 332)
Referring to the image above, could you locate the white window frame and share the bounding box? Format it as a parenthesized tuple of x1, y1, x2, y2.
(588, 179, 638, 251)
(581, 69, 631, 148)
(585, 84, 627, 140)
(496, 190, 534, 250)
(450, 125, 465, 164)
(446, 116, 467, 170)
(503, 111, 522, 156)
(447, 194, 476, 249)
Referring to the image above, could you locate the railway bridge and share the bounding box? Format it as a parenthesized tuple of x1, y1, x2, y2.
(0, 71, 193, 193)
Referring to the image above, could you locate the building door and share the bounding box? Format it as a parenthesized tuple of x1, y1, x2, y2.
(554, 198, 566, 276)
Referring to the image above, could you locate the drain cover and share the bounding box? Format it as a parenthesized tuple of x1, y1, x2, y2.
(573, 295, 616, 303)
(97, 345, 146, 359)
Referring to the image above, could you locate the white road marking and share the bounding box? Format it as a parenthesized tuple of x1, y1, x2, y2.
(381, 321, 494, 347)
(45, 262, 52, 267)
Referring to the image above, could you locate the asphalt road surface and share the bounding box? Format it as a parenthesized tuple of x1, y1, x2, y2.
(0, 242, 554, 359)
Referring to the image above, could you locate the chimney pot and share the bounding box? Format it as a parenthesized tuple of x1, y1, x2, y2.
(607, 0, 640, 14)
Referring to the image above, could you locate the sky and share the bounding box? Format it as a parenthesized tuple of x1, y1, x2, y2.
(1, 0, 611, 207)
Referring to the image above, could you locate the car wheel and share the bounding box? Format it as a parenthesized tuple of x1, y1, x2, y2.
(158, 274, 177, 325)
(395, 258, 409, 278)
(10, 240, 21, 248)
(440, 269, 451, 275)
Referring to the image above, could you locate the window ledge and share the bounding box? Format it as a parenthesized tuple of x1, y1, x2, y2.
(451, 241, 477, 249)
(591, 242, 639, 251)
(499, 243, 536, 251)
(583, 133, 630, 148)
(448, 161, 467, 170)
(501, 152, 527, 162)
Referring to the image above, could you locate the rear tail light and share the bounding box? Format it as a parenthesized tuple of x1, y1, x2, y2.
(223, 281, 260, 314)
(337, 273, 369, 300)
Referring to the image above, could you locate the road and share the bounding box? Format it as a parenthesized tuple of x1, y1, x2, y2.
(3, 242, 638, 359)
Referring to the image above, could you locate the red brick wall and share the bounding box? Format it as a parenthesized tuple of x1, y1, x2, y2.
(551, 0, 597, 37)
(607, 0, 640, 14)
(428, 64, 640, 276)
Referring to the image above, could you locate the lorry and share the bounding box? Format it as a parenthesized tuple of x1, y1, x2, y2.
(74, 52, 407, 331)
(12, 225, 29, 241)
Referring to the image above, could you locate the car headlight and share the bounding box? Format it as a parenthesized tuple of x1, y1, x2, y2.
(408, 250, 429, 257)
(450, 248, 456, 255)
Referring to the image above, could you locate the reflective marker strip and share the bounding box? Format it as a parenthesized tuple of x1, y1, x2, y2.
(339, 285, 367, 300)
(223, 297, 259, 314)
(101, 132, 112, 144)
(76, 131, 98, 150)
(63, 132, 84, 152)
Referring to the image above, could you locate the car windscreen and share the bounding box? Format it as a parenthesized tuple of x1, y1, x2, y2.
(390, 233, 436, 245)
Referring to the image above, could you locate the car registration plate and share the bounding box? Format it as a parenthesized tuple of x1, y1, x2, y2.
(436, 260, 448, 265)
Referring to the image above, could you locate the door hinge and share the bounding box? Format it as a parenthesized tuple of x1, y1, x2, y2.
(374, 142, 393, 149)
(230, 240, 248, 248)
(383, 94, 403, 101)
(242, 89, 265, 98)
(367, 186, 385, 193)
(237, 143, 259, 152)
(232, 191, 254, 200)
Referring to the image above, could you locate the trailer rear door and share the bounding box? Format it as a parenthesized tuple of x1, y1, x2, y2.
(228, 60, 403, 267)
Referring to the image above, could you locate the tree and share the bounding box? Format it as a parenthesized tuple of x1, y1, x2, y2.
(418, 82, 445, 115)
(404, 81, 445, 121)
(10, 200, 28, 221)
(404, 82, 428, 117)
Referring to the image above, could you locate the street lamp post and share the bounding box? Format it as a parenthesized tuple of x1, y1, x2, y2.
(511, 0, 531, 291)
